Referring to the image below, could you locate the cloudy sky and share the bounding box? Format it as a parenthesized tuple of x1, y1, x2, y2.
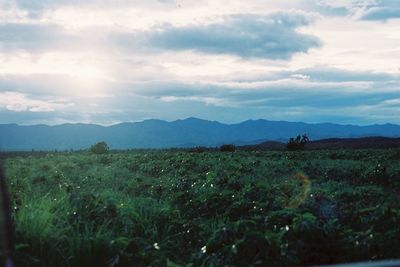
(0, 0, 399, 125)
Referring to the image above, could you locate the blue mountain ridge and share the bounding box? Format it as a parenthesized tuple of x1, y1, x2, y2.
(0, 117, 399, 151)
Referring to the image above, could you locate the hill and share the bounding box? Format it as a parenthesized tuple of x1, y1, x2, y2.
(243, 136, 400, 151)
(306, 136, 400, 150)
(1, 118, 400, 150)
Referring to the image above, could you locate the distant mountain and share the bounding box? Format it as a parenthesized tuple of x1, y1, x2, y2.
(1, 117, 400, 151)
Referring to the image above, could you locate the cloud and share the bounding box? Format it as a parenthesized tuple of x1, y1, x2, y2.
(1, 11, 321, 60)
(361, 7, 400, 20)
(289, 67, 399, 82)
(141, 12, 321, 59)
(132, 77, 400, 124)
(160, 95, 233, 107)
(125, 67, 400, 124)
(14, 0, 173, 9)
(0, 1, 398, 125)
(317, 0, 377, 10)
(12, 0, 175, 17)
(0, 67, 398, 125)
(0, 23, 73, 52)
(0, 91, 71, 112)
(318, 0, 400, 21)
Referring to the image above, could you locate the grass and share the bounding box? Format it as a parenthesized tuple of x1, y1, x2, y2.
(3, 149, 400, 266)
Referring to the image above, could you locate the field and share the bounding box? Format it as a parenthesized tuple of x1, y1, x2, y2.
(3, 149, 400, 266)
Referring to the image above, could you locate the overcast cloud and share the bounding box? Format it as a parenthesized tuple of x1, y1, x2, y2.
(142, 13, 321, 59)
(0, 0, 399, 125)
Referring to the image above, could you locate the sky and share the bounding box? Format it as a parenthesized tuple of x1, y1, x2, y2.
(0, 0, 399, 125)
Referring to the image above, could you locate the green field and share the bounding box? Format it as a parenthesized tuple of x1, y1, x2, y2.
(3, 149, 400, 266)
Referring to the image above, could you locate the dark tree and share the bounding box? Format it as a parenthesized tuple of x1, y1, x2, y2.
(89, 141, 109, 154)
(286, 134, 310, 151)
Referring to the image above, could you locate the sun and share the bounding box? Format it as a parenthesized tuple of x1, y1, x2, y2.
(0, 51, 110, 97)
(69, 65, 108, 97)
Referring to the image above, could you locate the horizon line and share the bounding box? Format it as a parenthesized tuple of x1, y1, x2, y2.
(1, 117, 399, 128)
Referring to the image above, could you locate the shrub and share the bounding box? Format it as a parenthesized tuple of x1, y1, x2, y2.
(89, 141, 109, 154)
(220, 144, 236, 152)
(190, 146, 208, 153)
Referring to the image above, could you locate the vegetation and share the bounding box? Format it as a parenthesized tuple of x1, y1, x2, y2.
(286, 134, 309, 151)
(219, 144, 236, 152)
(89, 141, 109, 154)
(2, 148, 400, 266)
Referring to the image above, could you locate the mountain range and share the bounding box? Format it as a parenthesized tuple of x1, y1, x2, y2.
(1, 117, 400, 151)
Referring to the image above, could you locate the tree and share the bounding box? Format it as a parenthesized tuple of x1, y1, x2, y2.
(286, 134, 309, 151)
(89, 141, 109, 154)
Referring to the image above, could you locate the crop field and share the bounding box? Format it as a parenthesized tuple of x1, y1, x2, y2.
(3, 149, 400, 266)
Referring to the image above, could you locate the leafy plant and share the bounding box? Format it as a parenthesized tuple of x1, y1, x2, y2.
(3, 148, 400, 266)
(89, 141, 109, 154)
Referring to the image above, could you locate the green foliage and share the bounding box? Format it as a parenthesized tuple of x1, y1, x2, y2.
(89, 141, 109, 154)
(3, 148, 400, 266)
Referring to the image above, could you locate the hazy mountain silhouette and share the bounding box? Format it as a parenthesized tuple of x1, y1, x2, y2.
(1, 117, 400, 150)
